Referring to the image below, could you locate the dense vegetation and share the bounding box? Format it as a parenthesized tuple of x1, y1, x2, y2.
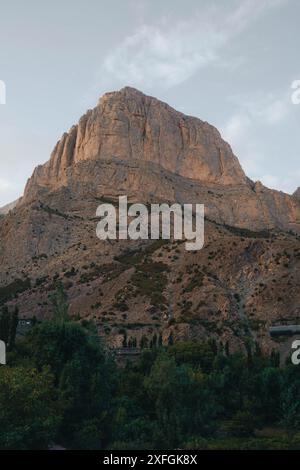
(1, 289, 300, 449)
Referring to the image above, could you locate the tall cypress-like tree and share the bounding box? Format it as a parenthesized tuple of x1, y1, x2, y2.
(50, 282, 69, 324)
(0, 306, 10, 345)
(0, 305, 18, 350)
(8, 307, 19, 350)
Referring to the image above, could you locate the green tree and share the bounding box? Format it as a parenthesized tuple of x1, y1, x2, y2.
(280, 367, 300, 433)
(8, 306, 19, 349)
(144, 354, 217, 448)
(0, 305, 18, 350)
(50, 281, 69, 324)
(0, 305, 10, 344)
(22, 320, 117, 448)
(0, 366, 61, 449)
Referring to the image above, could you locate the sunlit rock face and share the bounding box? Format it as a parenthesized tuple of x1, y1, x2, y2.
(21, 87, 300, 235)
(22, 87, 247, 196)
(0, 88, 299, 355)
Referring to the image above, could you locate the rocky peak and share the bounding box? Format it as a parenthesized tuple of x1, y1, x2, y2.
(22, 87, 247, 202)
(18, 88, 300, 235)
(293, 187, 300, 200)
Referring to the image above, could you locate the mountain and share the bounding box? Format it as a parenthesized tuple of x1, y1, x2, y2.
(294, 187, 300, 200)
(0, 87, 299, 354)
(22, 87, 299, 233)
(0, 198, 19, 215)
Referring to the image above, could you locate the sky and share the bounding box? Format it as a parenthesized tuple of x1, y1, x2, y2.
(0, 0, 299, 206)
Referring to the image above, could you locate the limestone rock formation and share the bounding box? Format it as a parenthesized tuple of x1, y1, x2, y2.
(293, 187, 300, 200)
(0, 87, 299, 355)
(22, 87, 247, 203)
(20, 87, 300, 234)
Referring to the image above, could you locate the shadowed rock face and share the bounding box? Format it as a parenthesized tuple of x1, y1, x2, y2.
(0, 87, 299, 354)
(294, 188, 300, 200)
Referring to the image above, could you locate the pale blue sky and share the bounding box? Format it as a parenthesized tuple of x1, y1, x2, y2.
(0, 0, 299, 205)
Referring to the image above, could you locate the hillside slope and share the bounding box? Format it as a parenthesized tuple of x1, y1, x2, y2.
(0, 87, 299, 354)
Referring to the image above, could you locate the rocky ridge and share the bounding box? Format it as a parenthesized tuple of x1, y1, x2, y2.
(0, 87, 299, 354)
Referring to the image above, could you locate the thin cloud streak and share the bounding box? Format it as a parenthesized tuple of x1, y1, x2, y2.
(221, 90, 297, 193)
(92, 0, 288, 94)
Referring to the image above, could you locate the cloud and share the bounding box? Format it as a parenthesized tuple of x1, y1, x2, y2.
(224, 0, 287, 34)
(93, 0, 287, 93)
(221, 90, 297, 193)
(99, 21, 221, 90)
(221, 92, 291, 150)
(230, 92, 290, 125)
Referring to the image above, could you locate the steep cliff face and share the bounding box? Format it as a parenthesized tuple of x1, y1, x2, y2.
(294, 187, 300, 200)
(0, 87, 299, 355)
(20, 87, 300, 234)
(22, 87, 247, 201)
